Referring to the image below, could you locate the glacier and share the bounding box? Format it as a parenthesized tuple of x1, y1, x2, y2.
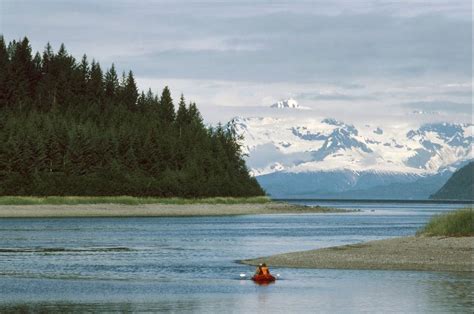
(232, 114, 473, 199)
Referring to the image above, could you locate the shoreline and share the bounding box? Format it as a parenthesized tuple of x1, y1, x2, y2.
(0, 202, 351, 218)
(241, 236, 474, 272)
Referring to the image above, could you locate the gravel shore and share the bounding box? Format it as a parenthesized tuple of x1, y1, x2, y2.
(241, 236, 474, 272)
(0, 202, 348, 218)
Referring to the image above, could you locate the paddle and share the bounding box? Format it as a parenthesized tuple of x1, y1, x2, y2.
(239, 273, 281, 279)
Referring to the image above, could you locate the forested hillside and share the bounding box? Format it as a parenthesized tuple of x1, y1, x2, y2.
(430, 162, 473, 200)
(0, 36, 264, 197)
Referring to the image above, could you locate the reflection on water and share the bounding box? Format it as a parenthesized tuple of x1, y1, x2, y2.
(424, 272, 474, 312)
(0, 247, 132, 253)
(2, 300, 212, 313)
(0, 202, 472, 312)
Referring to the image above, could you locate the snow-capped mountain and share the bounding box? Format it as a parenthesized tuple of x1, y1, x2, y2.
(232, 116, 473, 199)
(270, 98, 300, 109)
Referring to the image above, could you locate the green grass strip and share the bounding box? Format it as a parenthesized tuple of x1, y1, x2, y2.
(0, 196, 271, 206)
(417, 208, 474, 237)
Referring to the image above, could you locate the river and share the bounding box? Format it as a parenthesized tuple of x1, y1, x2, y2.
(0, 201, 472, 313)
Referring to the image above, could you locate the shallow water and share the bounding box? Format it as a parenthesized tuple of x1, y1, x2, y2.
(0, 202, 472, 313)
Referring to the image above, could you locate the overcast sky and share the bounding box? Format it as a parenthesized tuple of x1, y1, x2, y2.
(1, 0, 472, 124)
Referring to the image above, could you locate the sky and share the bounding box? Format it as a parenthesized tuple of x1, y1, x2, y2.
(1, 0, 472, 124)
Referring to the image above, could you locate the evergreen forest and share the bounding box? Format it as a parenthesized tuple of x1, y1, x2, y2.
(0, 36, 265, 197)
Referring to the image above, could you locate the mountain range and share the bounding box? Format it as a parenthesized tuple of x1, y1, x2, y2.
(233, 100, 473, 199)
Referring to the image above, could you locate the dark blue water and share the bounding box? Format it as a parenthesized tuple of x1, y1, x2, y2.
(0, 202, 472, 313)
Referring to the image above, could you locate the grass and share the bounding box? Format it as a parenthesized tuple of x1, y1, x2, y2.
(417, 208, 474, 237)
(0, 196, 271, 206)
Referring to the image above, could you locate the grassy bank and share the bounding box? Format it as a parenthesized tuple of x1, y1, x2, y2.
(0, 196, 271, 206)
(417, 208, 473, 237)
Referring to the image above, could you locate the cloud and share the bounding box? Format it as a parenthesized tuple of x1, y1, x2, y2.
(297, 91, 376, 102)
(402, 101, 472, 114)
(135, 76, 472, 126)
(102, 12, 470, 84)
(3, 1, 471, 82)
(2, 0, 471, 124)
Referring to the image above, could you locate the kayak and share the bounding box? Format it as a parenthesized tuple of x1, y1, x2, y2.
(252, 273, 276, 283)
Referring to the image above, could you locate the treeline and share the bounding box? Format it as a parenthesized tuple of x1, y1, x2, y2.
(0, 36, 264, 197)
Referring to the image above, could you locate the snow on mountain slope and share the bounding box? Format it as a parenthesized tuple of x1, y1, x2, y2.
(230, 94, 473, 199)
(271, 98, 300, 109)
(234, 116, 472, 176)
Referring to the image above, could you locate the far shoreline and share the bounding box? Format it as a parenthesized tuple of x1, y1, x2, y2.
(0, 202, 352, 218)
(273, 198, 474, 205)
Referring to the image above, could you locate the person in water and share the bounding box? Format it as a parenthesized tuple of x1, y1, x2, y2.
(255, 263, 270, 276)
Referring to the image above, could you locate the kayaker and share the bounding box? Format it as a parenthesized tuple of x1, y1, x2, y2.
(252, 262, 276, 283)
(255, 263, 271, 276)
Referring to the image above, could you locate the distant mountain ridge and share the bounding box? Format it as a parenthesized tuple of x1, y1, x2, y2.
(257, 169, 453, 199)
(430, 162, 473, 200)
(232, 115, 473, 199)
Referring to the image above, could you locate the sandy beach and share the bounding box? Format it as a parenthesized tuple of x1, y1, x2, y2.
(241, 236, 474, 272)
(0, 202, 349, 218)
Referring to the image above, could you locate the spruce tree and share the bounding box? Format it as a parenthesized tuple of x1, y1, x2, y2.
(7, 37, 35, 108)
(74, 54, 89, 104)
(137, 91, 146, 108)
(0, 36, 9, 108)
(188, 102, 203, 125)
(143, 88, 155, 111)
(35, 43, 56, 110)
(87, 60, 104, 105)
(158, 86, 175, 125)
(123, 70, 138, 110)
(31, 52, 43, 92)
(54, 43, 76, 108)
(176, 94, 188, 135)
(104, 63, 119, 102)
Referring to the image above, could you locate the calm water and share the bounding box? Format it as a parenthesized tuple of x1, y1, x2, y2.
(0, 202, 472, 313)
